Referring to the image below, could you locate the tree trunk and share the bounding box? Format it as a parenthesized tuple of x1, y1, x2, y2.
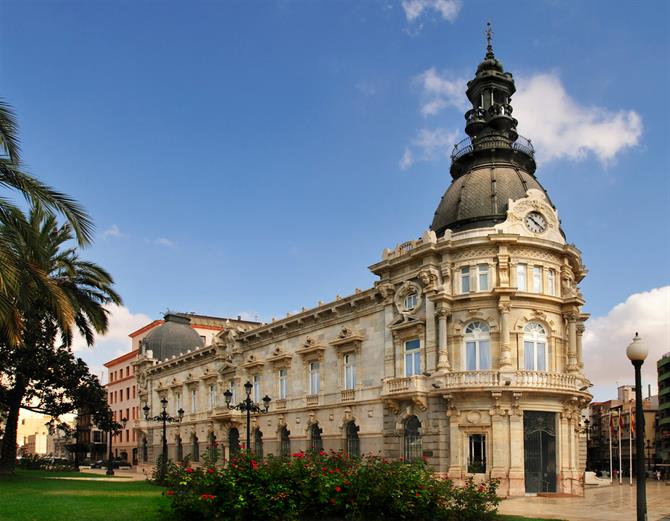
(0, 385, 25, 475)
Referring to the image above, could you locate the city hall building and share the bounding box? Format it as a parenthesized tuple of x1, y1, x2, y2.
(134, 39, 592, 496)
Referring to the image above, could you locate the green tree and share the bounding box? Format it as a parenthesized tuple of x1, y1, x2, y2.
(0, 207, 121, 474)
(0, 99, 93, 345)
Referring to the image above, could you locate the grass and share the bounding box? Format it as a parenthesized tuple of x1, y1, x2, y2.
(0, 470, 168, 521)
(0, 470, 560, 521)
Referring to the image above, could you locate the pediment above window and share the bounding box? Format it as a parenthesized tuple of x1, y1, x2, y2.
(389, 315, 425, 339)
(329, 327, 365, 352)
(268, 345, 293, 367)
(242, 354, 265, 371)
(296, 336, 326, 361)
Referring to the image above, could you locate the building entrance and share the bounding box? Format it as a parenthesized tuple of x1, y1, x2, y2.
(524, 411, 557, 493)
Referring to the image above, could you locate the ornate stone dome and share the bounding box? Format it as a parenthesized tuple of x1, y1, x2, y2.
(431, 165, 552, 235)
(141, 314, 204, 361)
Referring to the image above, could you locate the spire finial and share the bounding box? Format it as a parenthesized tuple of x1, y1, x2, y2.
(485, 22, 494, 59)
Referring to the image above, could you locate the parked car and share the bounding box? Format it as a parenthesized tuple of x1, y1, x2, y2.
(91, 460, 129, 469)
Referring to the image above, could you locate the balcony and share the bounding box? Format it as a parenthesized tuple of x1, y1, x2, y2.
(306, 394, 319, 407)
(275, 399, 287, 410)
(442, 370, 588, 392)
(382, 375, 428, 396)
(340, 389, 355, 403)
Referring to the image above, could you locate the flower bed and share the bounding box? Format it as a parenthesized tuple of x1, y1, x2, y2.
(163, 451, 500, 521)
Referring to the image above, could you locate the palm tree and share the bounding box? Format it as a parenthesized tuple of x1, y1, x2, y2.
(0, 98, 94, 344)
(0, 207, 121, 474)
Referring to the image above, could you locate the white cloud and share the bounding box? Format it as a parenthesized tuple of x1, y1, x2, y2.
(410, 68, 642, 165)
(154, 237, 175, 248)
(102, 224, 123, 239)
(514, 73, 643, 164)
(401, 0, 461, 23)
(415, 68, 468, 116)
(70, 304, 153, 384)
(399, 127, 459, 170)
(584, 286, 670, 399)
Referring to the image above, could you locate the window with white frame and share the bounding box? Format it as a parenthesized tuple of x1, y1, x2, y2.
(279, 368, 288, 399)
(308, 362, 320, 394)
(532, 266, 543, 293)
(175, 392, 181, 415)
(208, 384, 216, 409)
(478, 264, 489, 291)
(403, 292, 418, 311)
(344, 353, 356, 389)
(404, 339, 421, 376)
(524, 322, 548, 371)
(464, 321, 490, 371)
(190, 389, 197, 414)
(253, 375, 261, 402)
(460, 266, 470, 293)
(468, 434, 486, 473)
(547, 269, 556, 296)
(517, 264, 527, 291)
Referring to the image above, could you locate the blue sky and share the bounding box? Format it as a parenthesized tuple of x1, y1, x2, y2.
(1, 0, 668, 401)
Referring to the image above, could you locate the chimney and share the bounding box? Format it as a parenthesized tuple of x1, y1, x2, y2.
(237, 315, 241, 321)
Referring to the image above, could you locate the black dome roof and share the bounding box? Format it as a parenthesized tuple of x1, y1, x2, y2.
(141, 314, 204, 361)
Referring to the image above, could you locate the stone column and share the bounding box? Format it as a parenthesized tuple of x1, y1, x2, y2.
(564, 312, 578, 372)
(379, 283, 397, 378)
(576, 323, 585, 370)
(425, 297, 437, 372)
(436, 304, 451, 371)
(559, 410, 571, 493)
(498, 299, 513, 369)
(508, 403, 525, 496)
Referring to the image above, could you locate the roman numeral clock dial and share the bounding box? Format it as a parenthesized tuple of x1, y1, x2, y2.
(524, 211, 547, 233)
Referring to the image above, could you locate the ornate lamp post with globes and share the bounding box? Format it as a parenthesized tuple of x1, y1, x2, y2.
(224, 381, 271, 451)
(143, 398, 184, 483)
(626, 333, 648, 521)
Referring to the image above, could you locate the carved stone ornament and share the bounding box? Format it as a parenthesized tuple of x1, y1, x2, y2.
(466, 410, 482, 424)
(418, 267, 440, 292)
(394, 281, 423, 316)
(494, 188, 565, 245)
(376, 282, 396, 304)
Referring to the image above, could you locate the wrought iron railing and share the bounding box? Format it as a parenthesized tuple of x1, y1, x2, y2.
(451, 134, 535, 161)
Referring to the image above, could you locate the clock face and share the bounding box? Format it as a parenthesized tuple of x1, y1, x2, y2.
(524, 211, 547, 233)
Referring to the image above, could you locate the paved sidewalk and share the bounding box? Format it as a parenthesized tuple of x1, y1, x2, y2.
(498, 480, 670, 521)
(45, 467, 148, 482)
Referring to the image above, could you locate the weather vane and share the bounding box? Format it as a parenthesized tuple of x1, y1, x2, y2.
(485, 22, 494, 57)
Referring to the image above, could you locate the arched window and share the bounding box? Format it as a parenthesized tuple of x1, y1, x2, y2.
(228, 428, 240, 458)
(175, 435, 183, 462)
(345, 421, 360, 458)
(524, 322, 548, 371)
(253, 429, 264, 459)
(464, 321, 490, 371)
(142, 436, 148, 463)
(404, 416, 422, 461)
(192, 435, 200, 462)
(309, 423, 323, 453)
(208, 432, 217, 461)
(280, 426, 291, 457)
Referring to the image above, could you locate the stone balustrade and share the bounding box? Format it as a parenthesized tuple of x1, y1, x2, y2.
(306, 394, 319, 407)
(443, 370, 585, 391)
(340, 389, 355, 402)
(382, 375, 428, 396)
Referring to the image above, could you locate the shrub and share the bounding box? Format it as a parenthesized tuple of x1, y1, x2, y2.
(17, 454, 75, 472)
(162, 451, 500, 521)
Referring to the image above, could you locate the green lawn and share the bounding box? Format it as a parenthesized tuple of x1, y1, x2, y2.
(0, 470, 560, 521)
(0, 470, 168, 521)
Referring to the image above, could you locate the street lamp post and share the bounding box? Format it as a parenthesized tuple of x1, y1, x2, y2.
(626, 332, 648, 521)
(106, 417, 128, 476)
(143, 398, 184, 483)
(645, 439, 653, 471)
(223, 381, 271, 451)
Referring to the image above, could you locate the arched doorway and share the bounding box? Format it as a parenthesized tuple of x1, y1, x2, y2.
(345, 421, 360, 457)
(253, 429, 263, 459)
(280, 426, 291, 457)
(208, 432, 217, 461)
(524, 411, 557, 493)
(229, 428, 240, 457)
(175, 435, 183, 462)
(404, 416, 422, 461)
(192, 435, 200, 462)
(309, 424, 323, 453)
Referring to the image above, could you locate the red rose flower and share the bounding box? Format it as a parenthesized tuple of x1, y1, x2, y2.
(207, 468, 215, 474)
(335, 486, 341, 493)
(166, 490, 175, 496)
(185, 468, 194, 473)
(251, 460, 258, 470)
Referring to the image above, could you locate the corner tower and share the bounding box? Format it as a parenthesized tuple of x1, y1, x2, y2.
(372, 26, 591, 497)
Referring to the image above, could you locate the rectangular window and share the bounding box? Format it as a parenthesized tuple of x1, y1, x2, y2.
(132, 386, 136, 399)
(533, 266, 543, 293)
(468, 434, 486, 473)
(309, 362, 320, 394)
(461, 267, 470, 293)
(404, 339, 421, 376)
(253, 375, 261, 402)
(525, 341, 547, 371)
(229, 380, 237, 404)
(126, 367, 129, 377)
(547, 269, 555, 296)
(344, 353, 356, 389)
(175, 393, 181, 415)
(208, 384, 216, 409)
(279, 369, 288, 399)
(478, 264, 489, 291)
(191, 389, 197, 414)
(517, 264, 527, 291)
(126, 387, 130, 400)
(466, 341, 490, 370)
